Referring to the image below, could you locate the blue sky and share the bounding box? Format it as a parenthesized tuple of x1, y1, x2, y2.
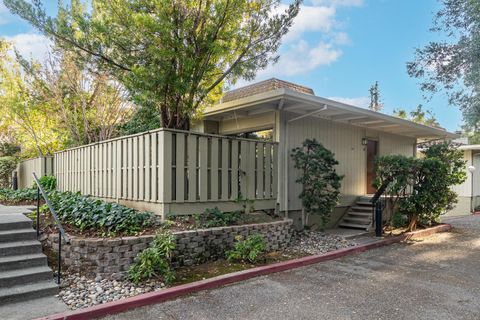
(0, 0, 463, 132)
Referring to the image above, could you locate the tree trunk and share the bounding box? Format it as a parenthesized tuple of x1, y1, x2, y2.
(407, 214, 417, 232)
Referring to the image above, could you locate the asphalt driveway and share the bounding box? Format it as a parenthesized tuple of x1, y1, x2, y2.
(102, 215, 480, 320)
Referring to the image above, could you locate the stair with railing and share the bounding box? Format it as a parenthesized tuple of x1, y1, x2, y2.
(0, 212, 58, 304)
(338, 196, 374, 230)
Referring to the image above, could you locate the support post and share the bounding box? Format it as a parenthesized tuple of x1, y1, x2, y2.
(36, 187, 40, 238)
(375, 201, 382, 237)
(57, 229, 61, 285)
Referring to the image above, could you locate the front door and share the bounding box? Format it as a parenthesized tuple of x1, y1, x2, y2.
(366, 140, 378, 194)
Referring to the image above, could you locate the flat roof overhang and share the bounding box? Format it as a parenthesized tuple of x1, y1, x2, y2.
(203, 88, 459, 141)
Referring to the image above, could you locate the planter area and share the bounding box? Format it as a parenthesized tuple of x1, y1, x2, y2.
(44, 219, 294, 280)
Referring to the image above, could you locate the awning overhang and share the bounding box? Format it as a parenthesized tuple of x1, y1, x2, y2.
(203, 88, 459, 141)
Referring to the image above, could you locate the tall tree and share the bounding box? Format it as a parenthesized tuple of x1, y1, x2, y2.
(393, 105, 440, 128)
(368, 81, 383, 112)
(5, 0, 301, 131)
(406, 0, 480, 132)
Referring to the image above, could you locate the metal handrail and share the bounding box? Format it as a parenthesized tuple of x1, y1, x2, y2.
(32, 172, 70, 284)
(370, 177, 393, 237)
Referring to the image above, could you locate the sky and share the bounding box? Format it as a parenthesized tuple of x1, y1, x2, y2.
(0, 0, 463, 132)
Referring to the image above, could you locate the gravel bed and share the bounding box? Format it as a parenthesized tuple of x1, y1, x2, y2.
(58, 273, 166, 310)
(286, 231, 356, 255)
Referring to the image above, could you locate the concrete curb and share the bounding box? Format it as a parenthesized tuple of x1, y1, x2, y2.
(36, 223, 451, 320)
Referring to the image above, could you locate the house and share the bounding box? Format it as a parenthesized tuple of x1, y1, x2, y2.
(21, 78, 459, 230)
(193, 78, 458, 228)
(446, 143, 480, 216)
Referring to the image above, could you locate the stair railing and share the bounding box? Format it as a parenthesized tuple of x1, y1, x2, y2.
(370, 177, 392, 237)
(32, 173, 70, 284)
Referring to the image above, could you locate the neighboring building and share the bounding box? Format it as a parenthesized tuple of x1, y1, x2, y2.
(447, 144, 480, 216)
(193, 78, 458, 228)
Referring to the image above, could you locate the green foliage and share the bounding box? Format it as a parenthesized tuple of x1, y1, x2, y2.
(0, 142, 20, 157)
(391, 212, 408, 228)
(0, 156, 17, 188)
(119, 105, 161, 136)
(393, 105, 440, 127)
(37, 175, 56, 191)
(5, 0, 300, 129)
(194, 207, 242, 228)
(291, 139, 343, 228)
(0, 187, 38, 203)
(374, 142, 466, 230)
(47, 191, 154, 235)
(406, 0, 480, 133)
(368, 81, 383, 112)
(128, 231, 176, 284)
(226, 234, 266, 263)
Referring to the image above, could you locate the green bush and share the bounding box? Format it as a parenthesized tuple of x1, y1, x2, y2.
(128, 231, 176, 284)
(226, 234, 266, 263)
(193, 207, 242, 228)
(0, 156, 17, 188)
(0, 187, 38, 203)
(291, 139, 343, 229)
(37, 175, 56, 191)
(391, 212, 408, 228)
(47, 191, 154, 235)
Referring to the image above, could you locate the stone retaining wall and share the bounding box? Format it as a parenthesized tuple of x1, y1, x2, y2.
(45, 219, 293, 280)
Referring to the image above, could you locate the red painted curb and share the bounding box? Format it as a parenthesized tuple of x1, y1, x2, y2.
(35, 223, 451, 320)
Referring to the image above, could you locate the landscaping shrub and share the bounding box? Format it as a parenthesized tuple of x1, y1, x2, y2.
(37, 175, 56, 191)
(128, 231, 176, 284)
(374, 142, 466, 231)
(0, 187, 38, 204)
(291, 139, 343, 229)
(193, 207, 242, 228)
(226, 234, 266, 263)
(391, 211, 408, 228)
(0, 156, 17, 188)
(47, 191, 154, 235)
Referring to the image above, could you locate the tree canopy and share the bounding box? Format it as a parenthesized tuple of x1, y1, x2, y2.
(406, 0, 480, 132)
(393, 105, 441, 128)
(368, 81, 383, 112)
(5, 0, 301, 131)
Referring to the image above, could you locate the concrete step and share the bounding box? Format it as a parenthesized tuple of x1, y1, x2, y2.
(347, 211, 371, 217)
(0, 228, 37, 243)
(0, 253, 47, 272)
(343, 216, 371, 225)
(0, 240, 43, 257)
(0, 220, 32, 232)
(0, 280, 58, 305)
(350, 206, 373, 212)
(356, 201, 374, 206)
(0, 266, 53, 288)
(339, 222, 370, 230)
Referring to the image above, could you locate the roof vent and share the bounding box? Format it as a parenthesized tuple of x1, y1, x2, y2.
(222, 78, 315, 103)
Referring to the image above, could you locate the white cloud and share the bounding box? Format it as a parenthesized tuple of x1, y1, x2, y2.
(258, 40, 342, 77)
(4, 33, 52, 62)
(327, 96, 370, 108)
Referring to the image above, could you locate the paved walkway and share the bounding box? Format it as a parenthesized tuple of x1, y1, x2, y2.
(102, 215, 480, 320)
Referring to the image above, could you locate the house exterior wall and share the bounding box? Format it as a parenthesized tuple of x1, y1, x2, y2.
(446, 149, 474, 216)
(278, 113, 416, 212)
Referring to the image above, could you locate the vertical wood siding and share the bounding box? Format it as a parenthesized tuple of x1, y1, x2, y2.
(54, 129, 278, 207)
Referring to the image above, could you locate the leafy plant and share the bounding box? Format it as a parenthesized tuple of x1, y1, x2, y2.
(128, 231, 176, 284)
(291, 139, 344, 229)
(36, 175, 56, 191)
(0, 156, 17, 188)
(391, 212, 408, 229)
(47, 191, 154, 235)
(193, 207, 242, 228)
(235, 195, 255, 214)
(0, 187, 38, 203)
(226, 234, 266, 263)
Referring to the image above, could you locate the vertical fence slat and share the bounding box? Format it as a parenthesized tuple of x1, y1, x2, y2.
(176, 133, 185, 202)
(221, 139, 229, 201)
(199, 136, 208, 201)
(246, 142, 256, 199)
(211, 138, 219, 201)
(139, 135, 145, 201)
(151, 133, 158, 202)
(265, 144, 272, 199)
(187, 135, 197, 202)
(272, 144, 278, 198)
(257, 143, 264, 199)
(145, 133, 151, 202)
(231, 141, 239, 200)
